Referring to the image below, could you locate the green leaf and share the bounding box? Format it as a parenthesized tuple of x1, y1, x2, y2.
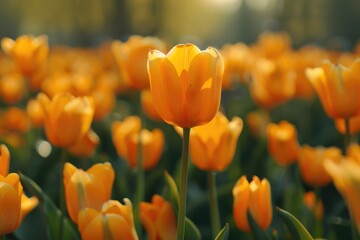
(20, 173, 80, 240)
(215, 223, 229, 240)
(184, 217, 201, 240)
(276, 207, 314, 240)
(164, 170, 179, 211)
(247, 210, 271, 240)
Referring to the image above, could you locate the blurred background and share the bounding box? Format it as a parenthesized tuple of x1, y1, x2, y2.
(1, 0, 360, 49)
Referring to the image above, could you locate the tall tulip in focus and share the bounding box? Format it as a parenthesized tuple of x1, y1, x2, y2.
(63, 162, 115, 224)
(233, 175, 273, 232)
(78, 199, 138, 240)
(266, 121, 299, 166)
(140, 195, 177, 240)
(37, 92, 95, 148)
(147, 43, 224, 240)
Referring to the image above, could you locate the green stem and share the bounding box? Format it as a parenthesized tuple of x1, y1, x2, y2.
(344, 118, 351, 154)
(208, 170, 221, 238)
(58, 150, 68, 240)
(176, 127, 191, 240)
(0, 235, 6, 240)
(351, 220, 360, 240)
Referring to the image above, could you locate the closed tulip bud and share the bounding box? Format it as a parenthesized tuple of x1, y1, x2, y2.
(112, 35, 167, 90)
(140, 195, 176, 240)
(63, 162, 115, 224)
(112, 116, 164, 170)
(187, 112, 243, 171)
(0, 144, 10, 176)
(147, 43, 224, 128)
(27, 99, 45, 128)
(306, 60, 360, 119)
(78, 199, 138, 240)
(37, 92, 95, 148)
(0, 72, 27, 103)
(0, 173, 23, 234)
(68, 129, 99, 158)
(298, 145, 342, 187)
(266, 121, 299, 166)
(1, 35, 48, 76)
(233, 176, 272, 232)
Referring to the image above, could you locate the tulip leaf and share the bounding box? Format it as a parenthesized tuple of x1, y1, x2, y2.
(184, 217, 201, 240)
(20, 173, 80, 240)
(215, 223, 229, 240)
(276, 207, 314, 240)
(164, 170, 179, 211)
(247, 210, 271, 240)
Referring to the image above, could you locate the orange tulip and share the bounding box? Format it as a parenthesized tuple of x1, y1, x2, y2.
(90, 86, 115, 121)
(303, 191, 324, 220)
(2, 107, 30, 133)
(297, 145, 342, 187)
(306, 60, 360, 119)
(253, 32, 292, 59)
(266, 121, 299, 166)
(233, 175, 272, 232)
(141, 89, 162, 121)
(37, 92, 95, 148)
(0, 173, 23, 234)
(187, 112, 243, 171)
(335, 116, 360, 135)
(1, 35, 48, 76)
(147, 43, 224, 128)
(112, 35, 167, 89)
(0, 144, 10, 176)
(0, 72, 27, 103)
(68, 129, 99, 158)
(27, 98, 45, 128)
(63, 162, 115, 223)
(21, 194, 39, 220)
(140, 195, 177, 240)
(78, 199, 138, 240)
(112, 116, 164, 170)
(246, 110, 270, 138)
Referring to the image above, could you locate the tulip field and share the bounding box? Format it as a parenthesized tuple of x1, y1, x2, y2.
(0, 32, 360, 240)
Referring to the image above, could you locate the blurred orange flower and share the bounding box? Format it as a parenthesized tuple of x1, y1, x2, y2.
(303, 191, 324, 220)
(90, 86, 115, 121)
(266, 121, 299, 166)
(253, 32, 292, 59)
(233, 175, 272, 232)
(63, 162, 114, 223)
(147, 43, 224, 128)
(37, 92, 95, 148)
(246, 110, 270, 138)
(112, 116, 164, 170)
(141, 89, 161, 121)
(297, 145, 342, 187)
(187, 112, 243, 171)
(306, 59, 360, 119)
(0, 72, 27, 103)
(78, 199, 138, 240)
(68, 129, 99, 158)
(140, 195, 177, 240)
(335, 116, 360, 135)
(1, 35, 48, 77)
(112, 35, 167, 89)
(0, 144, 10, 176)
(27, 99, 45, 128)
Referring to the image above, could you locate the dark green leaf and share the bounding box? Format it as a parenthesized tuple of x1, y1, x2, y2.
(215, 223, 229, 240)
(164, 170, 179, 211)
(184, 217, 201, 240)
(247, 210, 271, 240)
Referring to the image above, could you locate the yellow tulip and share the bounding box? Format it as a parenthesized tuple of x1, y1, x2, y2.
(266, 121, 299, 166)
(306, 59, 360, 119)
(0, 144, 10, 176)
(147, 43, 224, 128)
(112, 35, 167, 89)
(297, 145, 342, 187)
(1, 35, 48, 77)
(233, 176, 272, 232)
(0, 173, 23, 235)
(63, 162, 114, 224)
(111, 116, 164, 170)
(37, 92, 95, 148)
(140, 195, 177, 240)
(187, 112, 243, 171)
(78, 199, 138, 240)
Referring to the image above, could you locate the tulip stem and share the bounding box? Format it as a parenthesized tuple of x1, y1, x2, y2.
(0, 235, 5, 240)
(344, 118, 351, 154)
(58, 150, 67, 240)
(208, 170, 221, 238)
(177, 127, 191, 240)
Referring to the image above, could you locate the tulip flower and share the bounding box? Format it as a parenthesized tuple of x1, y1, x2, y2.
(266, 121, 299, 166)
(0, 72, 27, 103)
(140, 195, 177, 240)
(297, 145, 342, 187)
(78, 199, 138, 240)
(335, 116, 360, 136)
(112, 35, 167, 89)
(141, 89, 162, 121)
(246, 110, 270, 138)
(1, 35, 49, 77)
(26, 98, 45, 128)
(188, 112, 243, 171)
(37, 92, 95, 148)
(306, 59, 360, 119)
(233, 175, 272, 232)
(68, 129, 99, 158)
(90, 86, 115, 121)
(303, 191, 324, 220)
(63, 162, 115, 223)
(147, 43, 224, 128)
(0, 144, 10, 176)
(21, 194, 39, 220)
(254, 32, 292, 59)
(112, 116, 164, 170)
(0, 173, 23, 235)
